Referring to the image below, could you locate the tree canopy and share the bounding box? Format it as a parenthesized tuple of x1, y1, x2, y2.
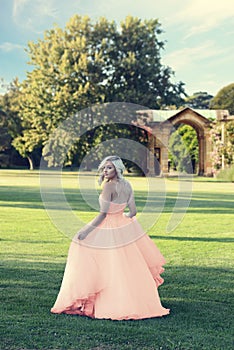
(0, 79, 24, 167)
(0, 109, 11, 166)
(185, 91, 213, 109)
(169, 124, 198, 173)
(210, 83, 234, 115)
(8, 15, 186, 168)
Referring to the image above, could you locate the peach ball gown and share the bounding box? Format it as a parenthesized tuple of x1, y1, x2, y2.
(51, 195, 170, 320)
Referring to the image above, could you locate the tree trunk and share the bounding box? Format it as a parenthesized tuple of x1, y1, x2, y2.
(27, 156, 34, 170)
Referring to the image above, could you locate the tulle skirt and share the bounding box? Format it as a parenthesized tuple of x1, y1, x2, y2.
(51, 215, 170, 320)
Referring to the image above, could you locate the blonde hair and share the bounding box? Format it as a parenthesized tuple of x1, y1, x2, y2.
(98, 155, 125, 185)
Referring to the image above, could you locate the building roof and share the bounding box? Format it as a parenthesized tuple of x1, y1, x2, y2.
(150, 107, 230, 122)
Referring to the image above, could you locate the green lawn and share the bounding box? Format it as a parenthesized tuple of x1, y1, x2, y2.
(0, 170, 233, 350)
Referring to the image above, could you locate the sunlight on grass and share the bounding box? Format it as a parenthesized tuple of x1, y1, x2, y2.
(0, 170, 233, 350)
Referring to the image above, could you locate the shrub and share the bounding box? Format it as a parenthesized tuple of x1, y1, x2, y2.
(216, 165, 234, 182)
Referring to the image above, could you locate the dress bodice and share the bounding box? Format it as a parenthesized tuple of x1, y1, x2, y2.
(99, 194, 127, 214)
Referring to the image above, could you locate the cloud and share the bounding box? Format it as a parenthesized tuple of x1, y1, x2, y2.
(87, 0, 180, 25)
(162, 39, 234, 95)
(11, 0, 234, 34)
(169, 0, 234, 37)
(162, 41, 227, 71)
(0, 42, 24, 52)
(12, 0, 59, 31)
(13, 0, 30, 19)
(185, 76, 233, 96)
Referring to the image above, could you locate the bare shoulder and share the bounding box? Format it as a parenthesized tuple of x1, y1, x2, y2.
(102, 181, 116, 194)
(124, 179, 133, 192)
(102, 181, 116, 190)
(124, 179, 132, 188)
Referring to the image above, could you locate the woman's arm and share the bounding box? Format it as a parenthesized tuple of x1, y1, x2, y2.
(78, 212, 107, 239)
(78, 182, 113, 240)
(125, 190, 137, 218)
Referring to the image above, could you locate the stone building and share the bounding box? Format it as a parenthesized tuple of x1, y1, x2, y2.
(138, 107, 233, 176)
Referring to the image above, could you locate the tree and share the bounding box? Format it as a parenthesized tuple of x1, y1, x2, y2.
(13, 15, 186, 168)
(0, 79, 24, 167)
(105, 16, 186, 108)
(0, 79, 22, 138)
(0, 79, 42, 170)
(210, 83, 234, 115)
(169, 124, 198, 173)
(0, 109, 11, 167)
(41, 103, 150, 170)
(185, 91, 213, 109)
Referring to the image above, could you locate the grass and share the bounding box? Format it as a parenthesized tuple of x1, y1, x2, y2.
(0, 170, 233, 350)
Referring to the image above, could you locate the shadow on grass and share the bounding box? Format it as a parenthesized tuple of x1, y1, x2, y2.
(1, 238, 65, 244)
(150, 235, 234, 243)
(2, 235, 233, 245)
(1, 260, 233, 349)
(1, 185, 234, 215)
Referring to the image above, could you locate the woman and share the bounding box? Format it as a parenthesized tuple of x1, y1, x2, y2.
(51, 156, 170, 320)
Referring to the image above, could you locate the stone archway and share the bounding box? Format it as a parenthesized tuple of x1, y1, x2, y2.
(168, 108, 212, 175)
(146, 107, 213, 176)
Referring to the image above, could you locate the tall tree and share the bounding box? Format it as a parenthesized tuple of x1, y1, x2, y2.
(0, 79, 24, 167)
(0, 79, 22, 138)
(0, 109, 11, 167)
(185, 91, 213, 109)
(210, 83, 234, 115)
(106, 16, 186, 107)
(12, 15, 186, 168)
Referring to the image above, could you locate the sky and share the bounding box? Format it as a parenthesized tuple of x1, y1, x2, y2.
(0, 0, 234, 97)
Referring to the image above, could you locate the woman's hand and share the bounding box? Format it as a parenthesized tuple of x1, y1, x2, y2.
(124, 212, 136, 219)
